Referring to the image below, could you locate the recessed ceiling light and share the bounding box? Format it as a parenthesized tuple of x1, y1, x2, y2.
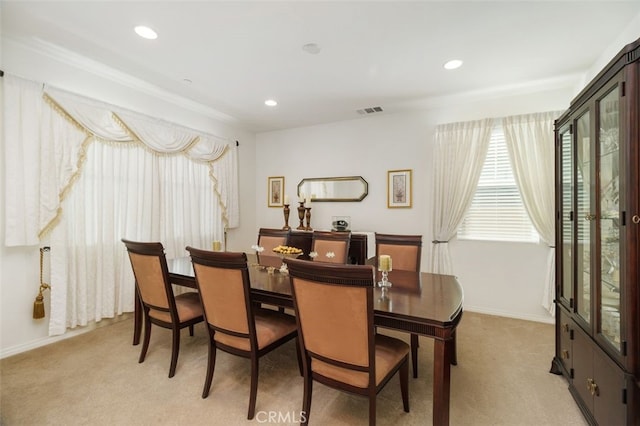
(265, 99, 278, 107)
(134, 25, 158, 40)
(302, 43, 321, 55)
(444, 59, 463, 70)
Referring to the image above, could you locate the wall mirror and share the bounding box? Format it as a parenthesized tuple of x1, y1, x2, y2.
(297, 176, 368, 202)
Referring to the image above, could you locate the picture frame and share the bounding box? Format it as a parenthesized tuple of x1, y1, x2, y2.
(387, 169, 412, 208)
(268, 176, 285, 207)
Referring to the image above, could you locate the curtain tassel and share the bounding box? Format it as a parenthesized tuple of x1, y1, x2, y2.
(33, 285, 49, 319)
(33, 247, 51, 319)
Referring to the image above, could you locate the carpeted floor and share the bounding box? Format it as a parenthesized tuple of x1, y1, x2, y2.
(0, 311, 588, 425)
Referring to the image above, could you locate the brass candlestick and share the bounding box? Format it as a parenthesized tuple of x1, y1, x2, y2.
(282, 204, 291, 230)
(305, 207, 312, 231)
(296, 202, 306, 230)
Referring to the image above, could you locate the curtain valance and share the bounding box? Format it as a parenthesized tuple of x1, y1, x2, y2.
(4, 74, 240, 246)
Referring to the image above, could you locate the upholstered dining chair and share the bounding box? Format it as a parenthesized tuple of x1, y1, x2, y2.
(285, 258, 409, 426)
(186, 247, 299, 420)
(310, 230, 351, 264)
(122, 239, 204, 378)
(375, 233, 423, 378)
(256, 228, 290, 268)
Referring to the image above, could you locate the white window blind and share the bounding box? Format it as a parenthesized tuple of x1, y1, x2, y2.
(457, 125, 539, 243)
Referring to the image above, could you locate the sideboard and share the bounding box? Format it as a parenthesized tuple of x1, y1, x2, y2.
(287, 230, 374, 265)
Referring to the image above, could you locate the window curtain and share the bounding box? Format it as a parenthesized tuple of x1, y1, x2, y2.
(3, 74, 239, 335)
(430, 119, 493, 274)
(502, 111, 562, 316)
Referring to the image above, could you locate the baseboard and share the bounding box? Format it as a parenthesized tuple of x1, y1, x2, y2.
(0, 313, 132, 359)
(463, 305, 555, 325)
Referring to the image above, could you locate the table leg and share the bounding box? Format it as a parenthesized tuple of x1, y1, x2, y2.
(433, 338, 452, 426)
(133, 292, 142, 345)
(451, 331, 458, 365)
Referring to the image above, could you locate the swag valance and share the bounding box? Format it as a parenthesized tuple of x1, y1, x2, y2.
(4, 74, 239, 246)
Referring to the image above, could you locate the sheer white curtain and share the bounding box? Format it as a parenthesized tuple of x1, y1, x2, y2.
(430, 119, 493, 274)
(4, 75, 238, 335)
(502, 111, 561, 316)
(49, 142, 222, 333)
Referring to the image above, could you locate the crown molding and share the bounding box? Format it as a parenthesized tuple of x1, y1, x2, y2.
(6, 36, 241, 126)
(413, 73, 583, 110)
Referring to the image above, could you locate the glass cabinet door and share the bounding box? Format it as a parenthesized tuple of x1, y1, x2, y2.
(597, 85, 621, 351)
(576, 111, 592, 324)
(558, 125, 574, 308)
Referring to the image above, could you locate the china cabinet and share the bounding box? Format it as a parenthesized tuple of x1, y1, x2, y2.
(551, 37, 639, 425)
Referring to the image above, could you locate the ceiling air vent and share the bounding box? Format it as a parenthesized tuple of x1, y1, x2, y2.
(356, 106, 383, 115)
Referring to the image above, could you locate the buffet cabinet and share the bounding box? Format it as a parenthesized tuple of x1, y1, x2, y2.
(551, 37, 639, 425)
(287, 230, 370, 265)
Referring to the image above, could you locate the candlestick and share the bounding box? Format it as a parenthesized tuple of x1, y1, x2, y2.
(282, 204, 291, 230)
(305, 207, 312, 231)
(379, 255, 392, 272)
(378, 255, 392, 289)
(296, 202, 306, 230)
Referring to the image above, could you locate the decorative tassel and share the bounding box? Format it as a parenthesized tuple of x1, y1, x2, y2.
(33, 289, 46, 319)
(33, 247, 51, 320)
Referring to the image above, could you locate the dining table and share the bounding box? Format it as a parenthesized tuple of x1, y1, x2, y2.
(134, 253, 464, 426)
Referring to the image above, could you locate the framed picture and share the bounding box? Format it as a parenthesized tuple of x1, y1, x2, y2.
(387, 169, 412, 208)
(268, 176, 285, 207)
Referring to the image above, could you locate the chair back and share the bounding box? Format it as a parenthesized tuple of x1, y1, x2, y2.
(311, 231, 351, 264)
(257, 228, 290, 268)
(286, 259, 375, 379)
(186, 248, 254, 345)
(122, 239, 175, 317)
(375, 233, 422, 272)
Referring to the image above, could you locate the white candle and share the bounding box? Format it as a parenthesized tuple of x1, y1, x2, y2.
(284, 195, 289, 205)
(379, 255, 392, 271)
(305, 196, 310, 205)
(299, 193, 305, 204)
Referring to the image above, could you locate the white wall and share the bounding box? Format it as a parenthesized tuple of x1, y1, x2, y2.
(0, 38, 257, 357)
(256, 84, 573, 323)
(579, 16, 640, 93)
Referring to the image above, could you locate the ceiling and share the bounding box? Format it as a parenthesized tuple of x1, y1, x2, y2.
(2, 1, 640, 133)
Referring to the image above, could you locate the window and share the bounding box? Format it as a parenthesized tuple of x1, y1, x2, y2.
(457, 125, 539, 243)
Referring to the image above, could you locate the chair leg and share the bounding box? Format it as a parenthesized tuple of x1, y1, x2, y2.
(168, 326, 180, 378)
(411, 333, 419, 378)
(400, 358, 410, 412)
(247, 356, 259, 420)
(139, 316, 152, 363)
(189, 324, 194, 336)
(202, 335, 217, 398)
(301, 371, 312, 426)
(368, 391, 376, 426)
(133, 294, 142, 345)
(295, 338, 303, 376)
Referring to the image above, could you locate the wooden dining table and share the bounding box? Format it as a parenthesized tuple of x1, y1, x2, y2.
(134, 253, 464, 425)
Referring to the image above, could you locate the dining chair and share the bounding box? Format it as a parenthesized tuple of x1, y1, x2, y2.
(375, 233, 422, 378)
(285, 258, 409, 426)
(256, 228, 290, 268)
(186, 247, 299, 420)
(310, 230, 351, 264)
(122, 239, 204, 378)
